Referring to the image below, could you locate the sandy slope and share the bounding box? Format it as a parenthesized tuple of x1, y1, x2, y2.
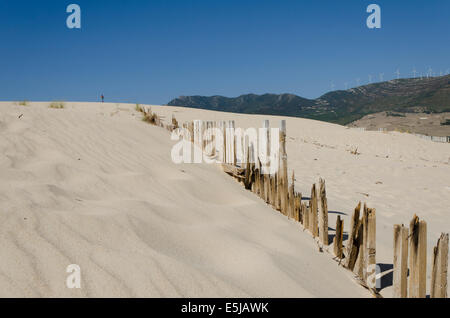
(0, 101, 369, 297)
(348, 111, 450, 137)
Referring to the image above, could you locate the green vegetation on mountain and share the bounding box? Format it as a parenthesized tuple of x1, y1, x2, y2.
(167, 75, 450, 125)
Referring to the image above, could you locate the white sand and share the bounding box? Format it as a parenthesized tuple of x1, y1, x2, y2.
(0, 101, 371, 298)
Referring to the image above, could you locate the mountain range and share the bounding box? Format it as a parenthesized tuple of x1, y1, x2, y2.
(167, 75, 450, 125)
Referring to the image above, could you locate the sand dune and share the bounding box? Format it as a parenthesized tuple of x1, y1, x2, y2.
(0, 101, 371, 297)
(146, 103, 450, 297)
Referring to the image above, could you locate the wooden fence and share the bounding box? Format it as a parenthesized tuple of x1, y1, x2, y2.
(139, 106, 448, 298)
(413, 133, 450, 143)
(348, 126, 450, 143)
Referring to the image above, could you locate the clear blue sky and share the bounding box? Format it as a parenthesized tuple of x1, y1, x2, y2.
(0, 0, 449, 104)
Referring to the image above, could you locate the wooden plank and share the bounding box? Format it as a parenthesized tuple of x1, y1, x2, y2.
(276, 169, 281, 211)
(309, 184, 319, 237)
(244, 144, 252, 190)
(187, 121, 193, 144)
(393, 224, 409, 298)
(279, 120, 288, 215)
(344, 202, 362, 270)
(300, 202, 306, 226)
(270, 174, 277, 208)
(353, 215, 365, 278)
(431, 233, 448, 298)
(408, 215, 427, 298)
(220, 121, 226, 164)
(226, 120, 236, 165)
(288, 171, 295, 219)
(221, 163, 245, 178)
(418, 220, 427, 298)
(333, 216, 344, 259)
(258, 157, 264, 200)
(193, 120, 203, 163)
(366, 208, 376, 288)
(318, 178, 329, 246)
(304, 204, 310, 230)
(295, 193, 302, 223)
(262, 120, 270, 203)
(254, 157, 261, 196)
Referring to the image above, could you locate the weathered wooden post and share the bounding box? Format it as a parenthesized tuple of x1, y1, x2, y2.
(353, 206, 366, 278)
(365, 207, 376, 287)
(288, 171, 295, 219)
(295, 193, 302, 223)
(270, 174, 277, 208)
(393, 224, 409, 298)
(230, 121, 236, 166)
(212, 121, 217, 156)
(274, 171, 282, 212)
(189, 121, 194, 144)
(279, 120, 288, 215)
(262, 120, 270, 203)
(334, 216, 344, 259)
(300, 202, 305, 226)
(201, 120, 206, 152)
(225, 121, 234, 165)
(244, 144, 252, 190)
(220, 121, 226, 164)
(254, 157, 260, 196)
(344, 202, 362, 270)
(205, 121, 211, 156)
(431, 233, 448, 298)
(408, 215, 427, 298)
(304, 204, 310, 230)
(193, 120, 203, 163)
(248, 143, 256, 192)
(309, 184, 319, 237)
(258, 158, 264, 199)
(318, 178, 329, 246)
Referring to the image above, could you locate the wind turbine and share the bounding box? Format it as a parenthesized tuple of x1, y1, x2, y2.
(427, 67, 432, 78)
(379, 73, 384, 81)
(368, 74, 372, 83)
(330, 81, 335, 91)
(356, 78, 361, 86)
(412, 67, 417, 78)
(395, 69, 400, 80)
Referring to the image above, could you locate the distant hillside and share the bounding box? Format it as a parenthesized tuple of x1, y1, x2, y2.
(167, 75, 450, 125)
